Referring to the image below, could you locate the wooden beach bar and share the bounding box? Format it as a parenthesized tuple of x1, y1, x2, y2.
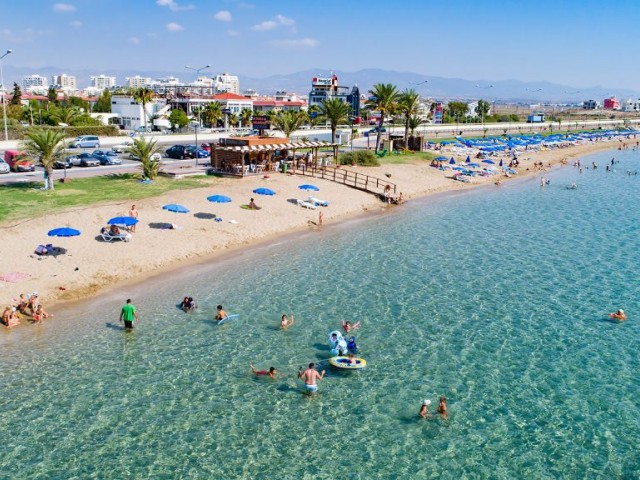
(210, 136, 339, 176)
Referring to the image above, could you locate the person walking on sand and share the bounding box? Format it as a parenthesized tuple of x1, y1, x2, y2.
(119, 298, 138, 330)
(318, 211, 324, 226)
(298, 362, 325, 394)
(128, 205, 138, 232)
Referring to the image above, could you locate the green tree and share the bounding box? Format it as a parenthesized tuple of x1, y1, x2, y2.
(240, 108, 253, 128)
(66, 96, 89, 112)
(168, 109, 188, 131)
(365, 83, 400, 152)
(307, 104, 322, 126)
(446, 101, 468, 123)
(47, 86, 58, 104)
(319, 98, 351, 143)
(51, 106, 82, 126)
(21, 128, 67, 190)
(228, 113, 239, 128)
(475, 99, 491, 120)
(93, 89, 112, 113)
(203, 102, 222, 128)
(398, 89, 421, 149)
(408, 116, 422, 138)
(10, 82, 21, 106)
(126, 137, 163, 180)
(270, 110, 308, 138)
(133, 87, 154, 132)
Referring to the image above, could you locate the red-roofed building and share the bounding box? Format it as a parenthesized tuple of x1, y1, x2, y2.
(253, 99, 306, 114)
(212, 92, 253, 115)
(603, 97, 620, 110)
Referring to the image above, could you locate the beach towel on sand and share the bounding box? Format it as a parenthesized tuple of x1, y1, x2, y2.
(0, 272, 32, 283)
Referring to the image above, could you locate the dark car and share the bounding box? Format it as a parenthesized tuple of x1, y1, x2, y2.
(53, 158, 74, 169)
(91, 152, 122, 166)
(77, 153, 100, 167)
(165, 145, 193, 159)
(187, 145, 210, 159)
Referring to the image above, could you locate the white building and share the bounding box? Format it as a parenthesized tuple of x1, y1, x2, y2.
(110, 94, 166, 131)
(621, 99, 640, 112)
(214, 73, 240, 95)
(125, 76, 152, 89)
(22, 74, 49, 94)
(90, 75, 116, 90)
(51, 74, 77, 92)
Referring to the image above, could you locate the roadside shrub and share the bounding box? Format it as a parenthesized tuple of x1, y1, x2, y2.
(339, 150, 380, 166)
(7, 125, 122, 140)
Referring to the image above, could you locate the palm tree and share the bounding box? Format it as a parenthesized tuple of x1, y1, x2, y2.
(21, 128, 67, 190)
(126, 137, 163, 180)
(203, 102, 223, 128)
(408, 116, 422, 138)
(270, 110, 308, 138)
(398, 89, 421, 149)
(51, 106, 82, 126)
(228, 113, 239, 128)
(307, 104, 321, 126)
(133, 87, 154, 132)
(366, 83, 400, 152)
(240, 108, 253, 128)
(319, 98, 351, 143)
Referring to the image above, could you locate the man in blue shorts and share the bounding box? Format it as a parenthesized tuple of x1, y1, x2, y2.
(119, 299, 138, 329)
(298, 363, 325, 394)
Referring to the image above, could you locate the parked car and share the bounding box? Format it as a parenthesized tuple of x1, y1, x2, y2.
(53, 158, 74, 169)
(129, 152, 162, 162)
(111, 140, 134, 153)
(4, 150, 35, 172)
(77, 153, 100, 167)
(187, 145, 210, 158)
(91, 152, 122, 166)
(0, 158, 10, 173)
(69, 135, 100, 148)
(200, 143, 211, 152)
(165, 145, 193, 159)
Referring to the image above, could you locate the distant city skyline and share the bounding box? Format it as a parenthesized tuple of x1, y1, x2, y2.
(3, 0, 640, 91)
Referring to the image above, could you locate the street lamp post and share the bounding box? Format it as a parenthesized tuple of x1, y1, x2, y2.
(0, 49, 12, 142)
(185, 64, 210, 167)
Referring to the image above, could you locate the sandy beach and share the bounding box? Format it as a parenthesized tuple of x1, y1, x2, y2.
(0, 138, 629, 313)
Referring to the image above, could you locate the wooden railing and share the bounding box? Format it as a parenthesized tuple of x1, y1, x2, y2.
(294, 165, 396, 196)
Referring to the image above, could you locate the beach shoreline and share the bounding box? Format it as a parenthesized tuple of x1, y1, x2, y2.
(0, 137, 632, 316)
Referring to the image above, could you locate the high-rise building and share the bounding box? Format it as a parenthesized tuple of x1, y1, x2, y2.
(51, 74, 77, 91)
(126, 75, 152, 89)
(308, 74, 360, 119)
(214, 73, 240, 95)
(90, 75, 116, 90)
(22, 74, 49, 92)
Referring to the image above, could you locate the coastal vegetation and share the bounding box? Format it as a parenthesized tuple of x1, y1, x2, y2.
(366, 83, 400, 152)
(21, 128, 67, 190)
(338, 150, 379, 166)
(0, 174, 217, 224)
(126, 137, 164, 180)
(319, 98, 351, 143)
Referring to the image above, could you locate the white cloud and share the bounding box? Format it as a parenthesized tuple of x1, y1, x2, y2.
(166, 22, 184, 32)
(129, 37, 141, 44)
(53, 3, 76, 12)
(226, 29, 239, 37)
(156, 0, 194, 11)
(214, 10, 232, 22)
(252, 14, 296, 32)
(69, 20, 82, 28)
(269, 37, 318, 49)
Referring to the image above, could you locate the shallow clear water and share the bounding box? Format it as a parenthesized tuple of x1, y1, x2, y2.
(2, 149, 640, 479)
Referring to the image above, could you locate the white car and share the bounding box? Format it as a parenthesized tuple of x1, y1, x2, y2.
(111, 140, 134, 153)
(129, 152, 162, 162)
(0, 158, 10, 173)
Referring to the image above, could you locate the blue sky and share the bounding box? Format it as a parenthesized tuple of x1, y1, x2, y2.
(3, 0, 640, 89)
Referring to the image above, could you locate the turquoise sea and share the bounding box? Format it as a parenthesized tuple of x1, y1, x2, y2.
(1, 148, 640, 479)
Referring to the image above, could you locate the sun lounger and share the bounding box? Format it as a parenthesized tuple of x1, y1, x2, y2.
(307, 196, 329, 207)
(296, 199, 317, 210)
(100, 230, 132, 242)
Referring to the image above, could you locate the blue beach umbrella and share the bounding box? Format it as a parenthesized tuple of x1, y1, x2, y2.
(48, 227, 80, 237)
(163, 204, 190, 213)
(298, 184, 320, 191)
(482, 159, 495, 164)
(253, 187, 276, 196)
(465, 155, 471, 163)
(499, 160, 503, 167)
(107, 216, 138, 226)
(449, 158, 456, 164)
(207, 195, 232, 203)
(435, 156, 448, 161)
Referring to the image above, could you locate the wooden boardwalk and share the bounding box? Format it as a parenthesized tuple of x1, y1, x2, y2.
(293, 166, 397, 197)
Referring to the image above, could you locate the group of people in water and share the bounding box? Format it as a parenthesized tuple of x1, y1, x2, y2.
(419, 397, 448, 420)
(2, 292, 53, 328)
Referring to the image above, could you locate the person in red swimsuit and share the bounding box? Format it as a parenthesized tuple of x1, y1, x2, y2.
(250, 365, 277, 379)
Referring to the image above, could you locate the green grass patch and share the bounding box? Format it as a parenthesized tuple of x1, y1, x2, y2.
(378, 151, 437, 165)
(0, 173, 219, 224)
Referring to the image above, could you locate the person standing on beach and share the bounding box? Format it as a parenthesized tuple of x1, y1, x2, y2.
(128, 205, 138, 233)
(318, 211, 324, 226)
(119, 299, 138, 329)
(298, 363, 325, 394)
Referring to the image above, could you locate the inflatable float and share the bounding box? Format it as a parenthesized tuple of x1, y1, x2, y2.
(329, 356, 367, 370)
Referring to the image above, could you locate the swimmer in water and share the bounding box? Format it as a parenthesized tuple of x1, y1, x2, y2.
(438, 397, 448, 420)
(609, 309, 627, 322)
(342, 320, 361, 333)
(251, 365, 277, 379)
(348, 353, 356, 365)
(419, 399, 431, 419)
(280, 314, 295, 330)
(215, 305, 228, 321)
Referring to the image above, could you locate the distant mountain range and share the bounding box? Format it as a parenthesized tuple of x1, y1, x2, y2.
(4, 66, 639, 103)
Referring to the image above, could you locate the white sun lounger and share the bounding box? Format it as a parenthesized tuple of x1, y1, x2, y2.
(101, 231, 132, 242)
(307, 196, 329, 207)
(297, 199, 317, 210)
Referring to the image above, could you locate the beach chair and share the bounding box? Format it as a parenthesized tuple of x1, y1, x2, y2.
(100, 229, 132, 242)
(307, 196, 329, 207)
(296, 199, 317, 210)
